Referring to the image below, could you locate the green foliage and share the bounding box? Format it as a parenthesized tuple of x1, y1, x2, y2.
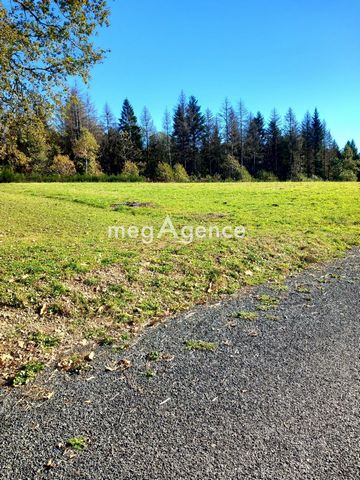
(12, 361, 45, 386)
(72, 128, 100, 175)
(173, 163, 190, 182)
(257, 170, 279, 182)
(66, 437, 87, 451)
(222, 154, 243, 180)
(0, 1, 109, 112)
(122, 161, 140, 177)
(119, 99, 142, 150)
(156, 162, 174, 182)
(236, 311, 258, 320)
(30, 333, 60, 349)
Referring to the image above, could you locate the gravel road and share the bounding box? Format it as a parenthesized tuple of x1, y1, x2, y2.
(0, 250, 359, 480)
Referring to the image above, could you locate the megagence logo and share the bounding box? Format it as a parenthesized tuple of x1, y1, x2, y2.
(108, 215, 245, 245)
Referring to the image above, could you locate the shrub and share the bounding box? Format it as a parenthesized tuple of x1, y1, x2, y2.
(122, 160, 140, 177)
(173, 163, 189, 182)
(257, 170, 279, 182)
(238, 166, 253, 182)
(49, 154, 76, 176)
(338, 169, 357, 181)
(156, 162, 174, 182)
(221, 154, 241, 180)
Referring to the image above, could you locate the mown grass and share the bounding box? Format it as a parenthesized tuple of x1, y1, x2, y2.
(0, 182, 359, 383)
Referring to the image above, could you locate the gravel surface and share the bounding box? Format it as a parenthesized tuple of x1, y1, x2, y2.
(0, 250, 359, 480)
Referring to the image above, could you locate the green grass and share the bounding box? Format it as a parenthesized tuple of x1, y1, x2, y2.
(0, 182, 359, 379)
(236, 311, 258, 321)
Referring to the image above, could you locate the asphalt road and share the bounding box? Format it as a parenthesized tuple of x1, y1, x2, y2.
(0, 250, 359, 479)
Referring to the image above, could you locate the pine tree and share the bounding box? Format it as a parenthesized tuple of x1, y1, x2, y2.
(311, 108, 324, 178)
(140, 106, 155, 165)
(245, 112, 265, 174)
(220, 98, 232, 153)
(238, 100, 248, 166)
(266, 109, 282, 177)
(202, 111, 223, 176)
(172, 91, 189, 170)
(284, 108, 302, 179)
(228, 107, 241, 158)
(102, 103, 116, 134)
(186, 95, 205, 174)
(301, 111, 313, 177)
(118, 99, 142, 150)
(162, 108, 172, 165)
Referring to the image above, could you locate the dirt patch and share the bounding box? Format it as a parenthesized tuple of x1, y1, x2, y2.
(111, 202, 156, 210)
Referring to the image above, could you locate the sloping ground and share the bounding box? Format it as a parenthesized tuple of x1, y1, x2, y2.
(1, 182, 359, 383)
(0, 249, 359, 479)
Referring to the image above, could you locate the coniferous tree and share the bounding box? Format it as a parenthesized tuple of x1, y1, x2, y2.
(245, 112, 265, 174)
(102, 103, 116, 134)
(238, 100, 248, 166)
(172, 92, 189, 169)
(202, 111, 223, 176)
(311, 108, 324, 177)
(284, 108, 302, 179)
(186, 95, 205, 174)
(228, 107, 241, 158)
(266, 109, 282, 177)
(140, 106, 155, 164)
(220, 98, 232, 153)
(118, 99, 142, 150)
(301, 111, 314, 177)
(162, 108, 172, 165)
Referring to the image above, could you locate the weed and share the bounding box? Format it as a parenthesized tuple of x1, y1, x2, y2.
(66, 437, 87, 451)
(185, 340, 218, 351)
(146, 351, 161, 361)
(295, 286, 311, 294)
(30, 332, 60, 349)
(265, 314, 280, 321)
(236, 311, 258, 321)
(12, 361, 44, 386)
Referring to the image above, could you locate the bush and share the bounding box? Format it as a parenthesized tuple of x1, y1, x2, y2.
(173, 163, 189, 182)
(221, 155, 253, 182)
(238, 166, 253, 182)
(257, 170, 279, 182)
(338, 169, 357, 181)
(156, 162, 174, 182)
(0, 167, 18, 183)
(49, 154, 76, 176)
(122, 161, 140, 177)
(221, 154, 242, 180)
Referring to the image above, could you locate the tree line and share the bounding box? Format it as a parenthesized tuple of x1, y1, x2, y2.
(1, 88, 358, 182)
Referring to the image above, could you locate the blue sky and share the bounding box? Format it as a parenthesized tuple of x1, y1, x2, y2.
(86, 0, 360, 147)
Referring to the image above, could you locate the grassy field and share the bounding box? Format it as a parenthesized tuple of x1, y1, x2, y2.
(0, 182, 359, 384)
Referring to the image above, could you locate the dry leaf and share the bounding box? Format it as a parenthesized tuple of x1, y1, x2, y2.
(85, 351, 95, 361)
(40, 303, 47, 316)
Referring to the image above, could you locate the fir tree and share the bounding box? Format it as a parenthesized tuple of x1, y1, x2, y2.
(118, 99, 142, 150)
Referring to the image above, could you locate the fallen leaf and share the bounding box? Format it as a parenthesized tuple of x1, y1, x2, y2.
(85, 351, 95, 361)
(40, 303, 47, 316)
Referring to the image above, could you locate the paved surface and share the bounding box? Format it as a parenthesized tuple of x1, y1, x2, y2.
(0, 250, 359, 479)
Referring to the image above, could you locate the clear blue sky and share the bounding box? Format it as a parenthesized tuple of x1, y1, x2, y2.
(86, 0, 360, 147)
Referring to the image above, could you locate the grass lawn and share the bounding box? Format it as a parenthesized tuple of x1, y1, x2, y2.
(0, 182, 359, 384)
